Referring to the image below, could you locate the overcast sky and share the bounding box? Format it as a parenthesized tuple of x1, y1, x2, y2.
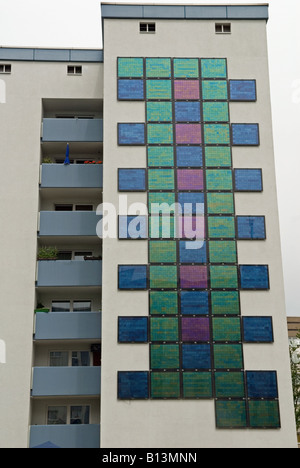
(0, 0, 299, 316)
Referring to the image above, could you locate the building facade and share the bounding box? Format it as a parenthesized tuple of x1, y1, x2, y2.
(0, 3, 297, 448)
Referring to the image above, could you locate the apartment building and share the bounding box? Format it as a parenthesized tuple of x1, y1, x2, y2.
(0, 3, 297, 448)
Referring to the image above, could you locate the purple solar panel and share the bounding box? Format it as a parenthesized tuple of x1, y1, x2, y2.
(177, 169, 204, 191)
(181, 317, 210, 342)
(176, 124, 202, 144)
(174, 80, 200, 100)
(180, 265, 208, 289)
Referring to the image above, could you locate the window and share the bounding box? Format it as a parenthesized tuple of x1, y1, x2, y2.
(72, 351, 90, 367)
(57, 251, 72, 260)
(74, 251, 92, 261)
(67, 65, 82, 75)
(47, 406, 90, 425)
(48, 406, 67, 425)
(51, 301, 71, 312)
(49, 350, 91, 367)
(51, 300, 92, 312)
(215, 23, 231, 34)
(55, 204, 73, 211)
(0, 64, 11, 74)
(73, 300, 92, 312)
(140, 22, 156, 33)
(75, 205, 93, 211)
(70, 406, 90, 425)
(49, 351, 69, 367)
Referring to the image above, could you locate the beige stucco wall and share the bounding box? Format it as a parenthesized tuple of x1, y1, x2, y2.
(0, 60, 103, 448)
(101, 18, 297, 448)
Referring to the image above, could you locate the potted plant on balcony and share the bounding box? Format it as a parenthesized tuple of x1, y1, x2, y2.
(37, 246, 58, 260)
(34, 302, 50, 314)
(42, 158, 54, 164)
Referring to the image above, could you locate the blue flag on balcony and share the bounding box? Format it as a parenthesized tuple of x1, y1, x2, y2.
(64, 143, 70, 165)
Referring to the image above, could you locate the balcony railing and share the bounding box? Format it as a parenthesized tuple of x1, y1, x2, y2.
(40, 163, 103, 188)
(29, 424, 100, 448)
(36, 260, 102, 287)
(32, 367, 101, 397)
(39, 211, 100, 237)
(42, 118, 103, 142)
(34, 312, 101, 340)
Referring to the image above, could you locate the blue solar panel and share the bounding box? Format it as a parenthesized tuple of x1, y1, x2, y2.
(180, 291, 209, 315)
(119, 215, 148, 239)
(118, 372, 149, 399)
(231, 124, 259, 146)
(243, 317, 273, 343)
(246, 371, 278, 399)
(118, 265, 147, 290)
(175, 102, 201, 122)
(118, 79, 144, 100)
(118, 169, 146, 191)
(179, 240, 207, 263)
(234, 169, 262, 191)
(118, 317, 148, 342)
(176, 146, 203, 167)
(178, 192, 205, 215)
(240, 265, 269, 290)
(118, 123, 145, 145)
(237, 216, 266, 240)
(182, 344, 211, 369)
(230, 80, 256, 101)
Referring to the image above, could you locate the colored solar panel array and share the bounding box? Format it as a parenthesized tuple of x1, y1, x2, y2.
(116, 57, 279, 430)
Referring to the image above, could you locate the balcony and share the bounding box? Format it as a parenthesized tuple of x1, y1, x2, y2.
(34, 312, 101, 340)
(32, 367, 101, 397)
(40, 164, 103, 189)
(42, 118, 103, 142)
(29, 424, 100, 448)
(36, 260, 102, 287)
(39, 211, 100, 237)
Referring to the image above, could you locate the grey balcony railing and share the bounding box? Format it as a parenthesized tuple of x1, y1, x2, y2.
(42, 118, 103, 142)
(40, 164, 103, 188)
(34, 312, 101, 340)
(36, 260, 102, 287)
(29, 424, 100, 448)
(32, 366, 101, 397)
(39, 211, 100, 237)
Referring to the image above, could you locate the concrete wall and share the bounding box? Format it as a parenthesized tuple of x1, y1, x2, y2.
(101, 18, 297, 448)
(0, 60, 103, 448)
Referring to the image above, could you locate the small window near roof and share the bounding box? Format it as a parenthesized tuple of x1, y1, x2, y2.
(215, 23, 231, 34)
(67, 65, 82, 75)
(140, 22, 156, 33)
(0, 64, 11, 74)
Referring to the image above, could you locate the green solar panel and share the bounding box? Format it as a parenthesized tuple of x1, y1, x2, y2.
(173, 58, 199, 78)
(150, 291, 178, 315)
(211, 291, 240, 315)
(148, 169, 175, 191)
(151, 372, 181, 398)
(146, 58, 171, 78)
(118, 57, 144, 78)
(207, 217, 236, 239)
(201, 59, 227, 79)
(150, 344, 180, 369)
(183, 372, 213, 398)
(204, 124, 230, 145)
(216, 401, 247, 428)
(149, 265, 178, 289)
(147, 124, 174, 145)
(213, 344, 243, 369)
(146, 80, 172, 100)
(149, 241, 177, 263)
(148, 193, 176, 214)
(147, 146, 174, 167)
(150, 317, 179, 342)
(207, 193, 234, 214)
(149, 216, 177, 239)
(212, 318, 242, 342)
(210, 266, 238, 289)
(209, 241, 237, 264)
(214, 372, 245, 398)
(206, 169, 233, 191)
(205, 147, 232, 167)
(202, 80, 228, 100)
(147, 102, 173, 122)
(248, 401, 280, 428)
(203, 102, 229, 122)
